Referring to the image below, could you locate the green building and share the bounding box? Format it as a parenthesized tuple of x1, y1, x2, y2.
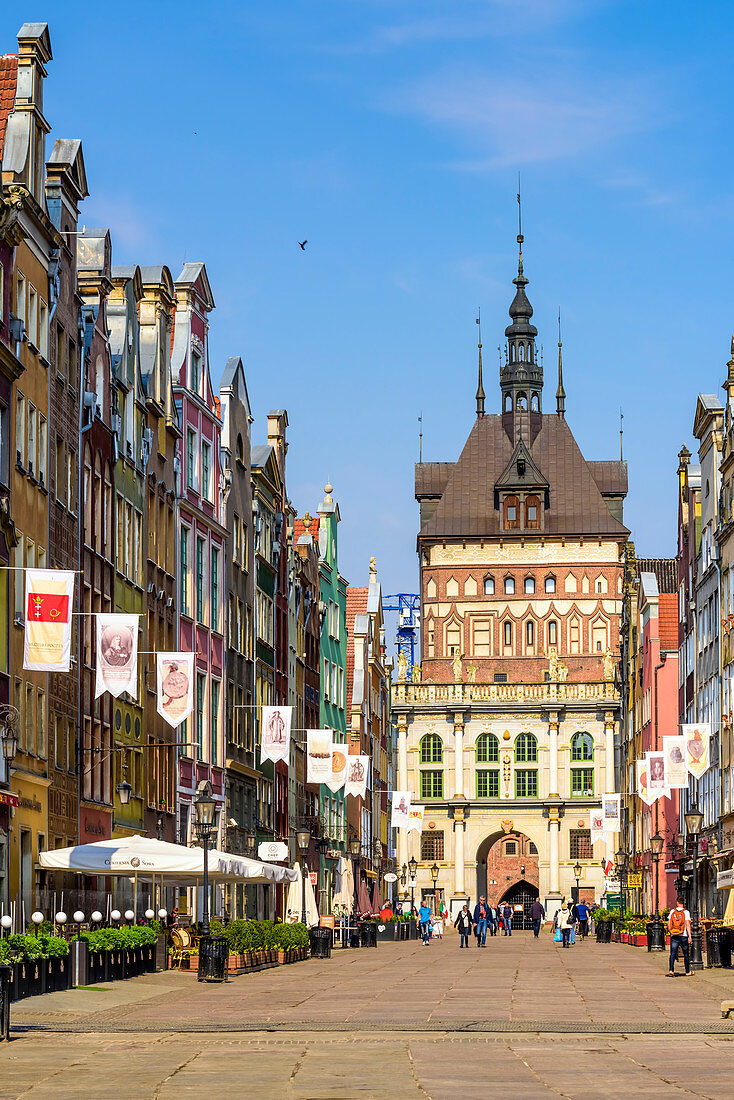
(317, 483, 348, 907)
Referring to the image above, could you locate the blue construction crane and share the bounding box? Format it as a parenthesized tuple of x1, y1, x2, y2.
(382, 593, 420, 673)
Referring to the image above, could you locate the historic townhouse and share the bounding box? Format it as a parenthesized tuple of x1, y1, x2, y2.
(45, 139, 86, 880)
(139, 265, 178, 845)
(719, 345, 734, 893)
(220, 356, 257, 917)
(108, 266, 146, 839)
(3, 24, 60, 911)
(395, 240, 627, 921)
(171, 263, 226, 852)
(78, 228, 115, 860)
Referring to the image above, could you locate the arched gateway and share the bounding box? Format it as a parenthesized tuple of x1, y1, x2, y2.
(475, 830, 540, 930)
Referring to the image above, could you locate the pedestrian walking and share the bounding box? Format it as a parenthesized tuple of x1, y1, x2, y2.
(502, 903, 513, 936)
(666, 895, 692, 977)
(432, 911, 444, 939)
(529, 898, 545, 938)
(487, 903, 499, 936)
(418, 902, 433, 945)
(454, 904, 473, 948)
(473, 896, 490, 947)
(575, 900, 589, 939)
(554, 902, 573, 947)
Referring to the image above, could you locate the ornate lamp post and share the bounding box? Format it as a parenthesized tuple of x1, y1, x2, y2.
(298, 826, 311, 925)
(615, 847, 628, 922)
(430, 861, 439, 908)
(573, 861, 582, 904)
(684, 803, 704, 970)
(648, 830, 665, 950)
(408, 855, 417, 915)
(193, 780, 223, 981)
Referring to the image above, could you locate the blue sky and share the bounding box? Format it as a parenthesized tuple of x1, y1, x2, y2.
(5, 1, 734, 632)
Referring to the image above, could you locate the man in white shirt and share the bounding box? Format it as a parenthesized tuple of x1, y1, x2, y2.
(667, 895, 692, 976)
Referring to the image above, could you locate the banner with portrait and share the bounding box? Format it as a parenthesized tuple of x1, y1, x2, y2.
(345, 755, 369, 799)
(391, 791, 411, 829)
(637, 758, 658, 807)
(681, 723, 710, 779)
(260, 705, 292, 765)
(663, 735, 688, 789)
(325, 744, 347, 792)
(23, 568, 75, 671)
(156, 652, 195, 728)
(307, 730, 333, 784)
(601, 793, 620, 833)
(646, 750, 667, 795)
(407, 805, 425, 834)
(95, 613, 138, 699)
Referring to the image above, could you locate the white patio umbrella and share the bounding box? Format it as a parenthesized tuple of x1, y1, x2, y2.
(332, 857, 354, 912)
(284, 862, 319, 926)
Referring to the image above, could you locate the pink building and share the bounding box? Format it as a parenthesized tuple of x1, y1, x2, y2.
(636, 562, 680, 911)
(171, 264, 226, 847)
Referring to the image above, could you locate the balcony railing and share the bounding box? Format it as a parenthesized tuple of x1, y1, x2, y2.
(393, 679, 620, 706)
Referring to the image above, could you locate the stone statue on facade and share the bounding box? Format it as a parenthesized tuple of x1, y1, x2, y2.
(452, 650, 464, 682)
(603, 646, 615, 682)
(397, 652, 408, 682)
(548, 646, 558, 681)
(558, 660, 569, 683)
(466, 662, 477, 683)
(411, 663, 422, 684)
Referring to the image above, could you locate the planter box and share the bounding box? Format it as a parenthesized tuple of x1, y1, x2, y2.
(376, 924, 396, 942)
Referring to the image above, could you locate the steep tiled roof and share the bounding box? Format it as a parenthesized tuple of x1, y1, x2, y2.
(588, 460, 628, 496)
(415, 462, 454, 499)
(417, 414, 629, 540)
(658, 593, 679, 651)
(346, 587, 369, 721)
(294, 516, 320, 544)
(636, 557, 677, 594)
(0, 55, 18, 157)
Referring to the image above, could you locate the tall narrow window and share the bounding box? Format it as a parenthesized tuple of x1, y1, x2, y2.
(196, 673, 205, 758)
(191, 350, 201, 394)
(180, 527, 190, 615)
(503, 621, 513, 650)
(504, 576, 515, 595)
(28, 284, 37, 344)
(526, 620, 534, 647)
(27, 404, 36, 475)
(186, 429, 196, 491)
(211, 547, 220, 631)
(548, 620, 558, 646)
(38, 415, 47, 487)
(484, 576, 495, 595)
(202, 440, 211, 500)
(15, 392, 25, 467)
(503, 495, 520, 530)
(545, 575, 556, 593)
(196, 536, 205, 622)
(211, 679, 220, 767)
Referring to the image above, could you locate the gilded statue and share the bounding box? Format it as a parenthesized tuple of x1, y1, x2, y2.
(397, 652, 408, 682)
(452, 650, 464, 682)
(411, 664, 422, 684)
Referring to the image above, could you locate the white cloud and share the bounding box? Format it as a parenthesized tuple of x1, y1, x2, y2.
(391, 66, 661, 168)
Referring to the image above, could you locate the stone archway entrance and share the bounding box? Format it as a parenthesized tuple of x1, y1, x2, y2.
(498, 879, 539, 930)
(475, 830, 540, 925)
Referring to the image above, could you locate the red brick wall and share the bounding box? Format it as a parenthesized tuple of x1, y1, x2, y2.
(485, 834, 539, 906)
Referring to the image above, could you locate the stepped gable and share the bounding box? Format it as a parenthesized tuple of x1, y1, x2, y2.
(418, 412, 629, 540)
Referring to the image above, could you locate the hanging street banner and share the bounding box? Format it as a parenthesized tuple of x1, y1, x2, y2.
(261, 705, 292, 765)
(95, 613, 138, 699)
(682, 723, 710, 779)
(307, 729, 333, 784)
(663, 735, 688, 789)
(325, 745, 347, 792)
(391, 791, 411, 829)
(345, 755, 369, 799)
(646, 750, 667, 795)
(590, 810, 607, 846)
(637, 758, 658, 807)
(156, 652, 195, 728)
(602, 793, 620, 832)
(407, 804, 425, 833)
(23, 568, 75, 671)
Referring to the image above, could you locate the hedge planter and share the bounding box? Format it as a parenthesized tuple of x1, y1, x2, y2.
(375, 924, 396, 942)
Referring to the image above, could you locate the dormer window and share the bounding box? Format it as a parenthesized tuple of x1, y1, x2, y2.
(503, 494, 520, 530)
(524, 494, 541, 530)
(517, 457, 526, 478)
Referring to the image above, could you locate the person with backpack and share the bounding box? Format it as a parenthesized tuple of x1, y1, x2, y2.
(667, 896, 692, 976)
(575, 900, 589, 939)
(454, 904, 473, 948)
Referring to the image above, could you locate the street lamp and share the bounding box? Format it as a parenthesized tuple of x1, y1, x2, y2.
(615, 848, 628, 922)
(408, 855, 417, 914)
(350, 836, 361, 857)
(684, 802, 704, 970)
(649, 831, 665, 951)
(298, 826, 311, 925)
(193, 780, 218, 934)
(0, 704, 18, 763)
(116, 762, 132, 807)
(573, 860, 582, 903)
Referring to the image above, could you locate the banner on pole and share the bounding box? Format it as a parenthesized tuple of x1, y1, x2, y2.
(407, 805, 425, 833)
(646, 750, 667, 796)
(681, 723, 710, 779)
(637, 758, 657, 807)
(325, 745, 347, 792)
(261, 705, 292, 765)
(602, 793, 620, 833)
(663, 735, 688, 789)
(23, 569, 75, 671)
(345, 755, 369, 799)
(307, 730, 332, 784)
(95, 613, 138, 699)
(391, 791, 411, 829)
(156, 653, 195, 728)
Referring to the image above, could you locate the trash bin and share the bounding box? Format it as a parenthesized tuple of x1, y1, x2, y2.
(198, 935, 229, 982)
(0, 963, 11, 1042)
(596, 922, 613, 943)
(359, 922, 378, 948)
(309, 927, 332, 959)
(646, 920, 666, 952)
(349, 927, 361, 949)
(706, 927, 732, 969)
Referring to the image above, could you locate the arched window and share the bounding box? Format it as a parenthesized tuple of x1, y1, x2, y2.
(476, 733, 499, 763)
(571, 732, 594, 761)
(519, 345, 525, 361)
(484, 576, 495, 595)
(548, 619, 558, 646)
(503, 620, 513, 649)
(236, 434, 244, 463)
(503, 496, 520, 530)
(515, 732, 538, 762)
(545, 575, 556, 593)
(504, 575, 515, 595)
(420, 733, 443, 764)
(504, 393, 512, 412)
(516, 392, 527, 411)
(524, 576, 535, 594)
(530, 392, 539, 412)
(526, 620, 534, 647)
(445, 620, 462, 655)
(524, 494, 541, 530)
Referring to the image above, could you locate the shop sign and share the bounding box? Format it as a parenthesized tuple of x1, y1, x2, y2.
(81, 805, 111, 841)
(309, 872, 318, 885)
(0, 791, 19, 808)
(18, 794, 42, 813)
(258, 841, 289, 862)
(627, 872, 642, 888)
(717, 868, 734, 890)
(324, 848, 341, 860)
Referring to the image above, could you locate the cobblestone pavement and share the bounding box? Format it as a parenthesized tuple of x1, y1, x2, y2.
(3, 933, 734, 1098)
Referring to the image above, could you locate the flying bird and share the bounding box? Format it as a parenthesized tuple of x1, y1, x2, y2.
(298, 240, 308, 250)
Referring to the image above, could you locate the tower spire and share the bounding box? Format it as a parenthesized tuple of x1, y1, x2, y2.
(517, 173, 523, 270)
(556, 308, 566, 417)
(501, 185, 540, 423)
(475, 309, 485, 417)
